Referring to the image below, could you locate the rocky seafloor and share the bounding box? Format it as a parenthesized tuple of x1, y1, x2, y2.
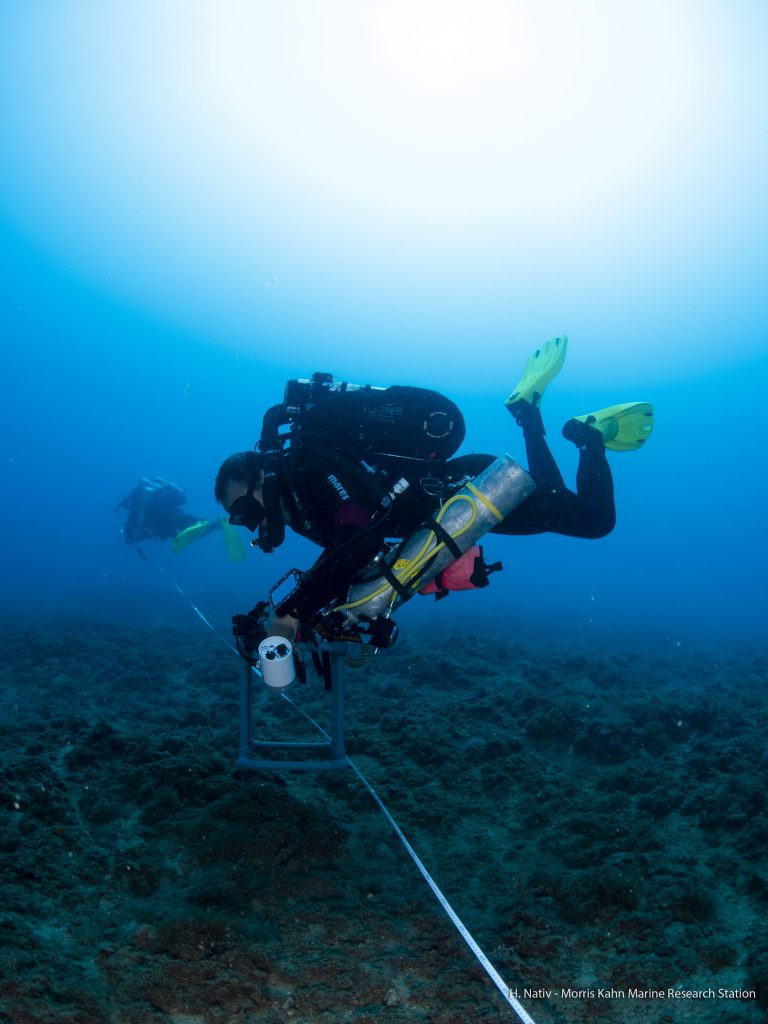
(1, 614, 766, 1024)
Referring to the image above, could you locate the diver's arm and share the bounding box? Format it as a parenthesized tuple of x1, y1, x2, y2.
(266, 611, 299, 641)
(275, 449, 394, 622)
(274, 522, 383, 622)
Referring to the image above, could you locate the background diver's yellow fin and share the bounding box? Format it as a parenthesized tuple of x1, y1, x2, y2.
(219, 516, 246, 561)
(171, 519, 219, 552)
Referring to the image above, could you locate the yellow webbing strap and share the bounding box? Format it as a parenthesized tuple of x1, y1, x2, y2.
(465, 481, 504, 522)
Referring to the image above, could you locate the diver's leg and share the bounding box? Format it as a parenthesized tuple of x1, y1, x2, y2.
(508, 399, 567, 490)
(445, 416, 615, 539)
(492, 416, 615, 538)
(564, 420, 616, 536)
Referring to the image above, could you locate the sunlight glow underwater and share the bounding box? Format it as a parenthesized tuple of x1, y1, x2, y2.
(1, 1, 767, 383)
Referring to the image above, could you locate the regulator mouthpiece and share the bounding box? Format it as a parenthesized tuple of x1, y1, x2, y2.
(258, 636, 296, 690)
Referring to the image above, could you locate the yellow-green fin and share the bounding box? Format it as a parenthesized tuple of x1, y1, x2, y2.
(171, 520, 219, 552)
(505, 335, 568, 408)
(575, 402, 654, 452)
(220, 516, 246, 561)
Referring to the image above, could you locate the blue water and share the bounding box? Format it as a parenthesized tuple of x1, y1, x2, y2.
(2, 3, 767, 645)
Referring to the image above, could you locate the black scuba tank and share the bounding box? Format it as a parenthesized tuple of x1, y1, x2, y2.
(282, 372, 465, 462)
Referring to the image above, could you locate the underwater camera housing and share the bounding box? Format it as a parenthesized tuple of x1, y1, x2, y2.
(232, 601, 270, 662)
(232, 580, 302, 689)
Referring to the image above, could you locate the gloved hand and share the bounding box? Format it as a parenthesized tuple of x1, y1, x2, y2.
(267, 611, 299, 642)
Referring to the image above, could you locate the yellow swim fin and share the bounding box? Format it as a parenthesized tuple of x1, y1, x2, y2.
(573, 402, 654, 452)
(171, 520, 220, 552)
(505, 336, 568, 409)
(219, 516, 246, 561)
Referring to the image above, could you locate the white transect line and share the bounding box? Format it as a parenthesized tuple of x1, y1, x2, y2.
(280, 688, 537, 1024)
(347, 757, 537, 1024)
(163, 570, 538, 1023)
(163, 571, 241, 657)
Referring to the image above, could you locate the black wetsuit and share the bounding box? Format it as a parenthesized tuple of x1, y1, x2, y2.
(275, 403, 615, 620)
(447, 401, 615, 539)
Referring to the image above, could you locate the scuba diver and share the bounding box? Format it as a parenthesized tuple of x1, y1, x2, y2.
(116, 477, 245, 559)
(216, 337, 653, 641)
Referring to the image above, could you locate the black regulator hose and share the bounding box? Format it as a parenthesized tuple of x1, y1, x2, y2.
(257, 456, 285, 552)
(256, 404, 289, 553)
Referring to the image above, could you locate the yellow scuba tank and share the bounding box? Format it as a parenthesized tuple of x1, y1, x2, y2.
(338, 453, 535, 622)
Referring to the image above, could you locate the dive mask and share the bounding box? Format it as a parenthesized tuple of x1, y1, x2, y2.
(228, 478, 266, 532)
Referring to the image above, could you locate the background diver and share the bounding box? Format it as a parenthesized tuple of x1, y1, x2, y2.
(116, 476, 245, 560)
(215, 337, 653, 640)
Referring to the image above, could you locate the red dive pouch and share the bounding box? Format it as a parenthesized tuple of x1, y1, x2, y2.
(419, 545, 502, 601)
